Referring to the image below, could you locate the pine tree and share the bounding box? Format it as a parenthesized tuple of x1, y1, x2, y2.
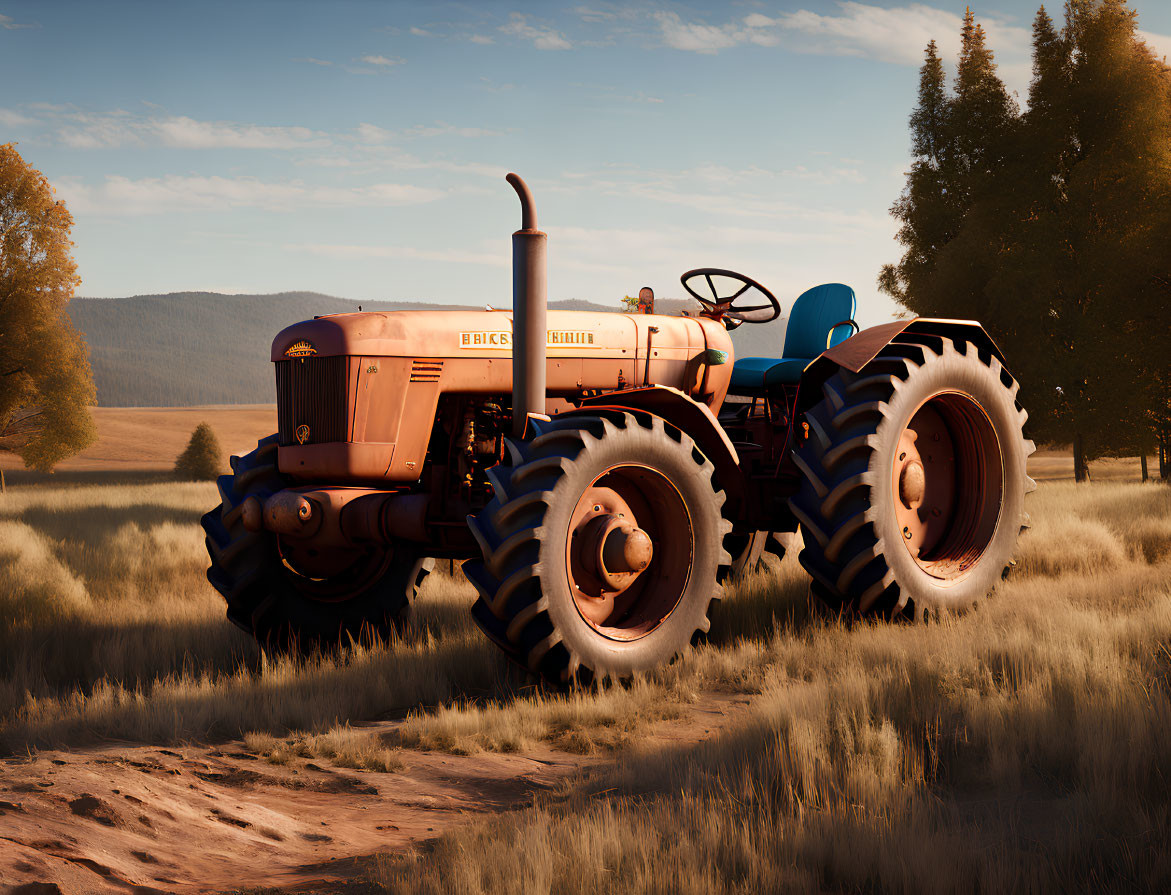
(881, 1, 1171, 482)
(174, 422, 223, 480)
(878, 41, 958, 306)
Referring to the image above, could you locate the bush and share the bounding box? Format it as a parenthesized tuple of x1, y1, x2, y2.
(174, 421, 223, 480)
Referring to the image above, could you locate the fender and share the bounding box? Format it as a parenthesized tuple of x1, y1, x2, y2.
(569, 385, 747, 513)
(796, 317, 1007, 415)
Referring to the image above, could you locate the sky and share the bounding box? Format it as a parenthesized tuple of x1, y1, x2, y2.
(3, 0, 1170, 328)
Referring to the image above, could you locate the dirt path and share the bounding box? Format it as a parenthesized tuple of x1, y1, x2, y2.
(0, 696, 749, 894)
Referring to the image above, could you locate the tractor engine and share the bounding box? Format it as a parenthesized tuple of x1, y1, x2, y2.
(271, 308, 733, 484)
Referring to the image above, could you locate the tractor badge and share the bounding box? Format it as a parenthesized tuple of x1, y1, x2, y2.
(285, 340, 317, 358)
(295, 424, 310, 444)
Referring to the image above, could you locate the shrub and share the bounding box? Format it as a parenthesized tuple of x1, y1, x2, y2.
(174, 421, 223, 480)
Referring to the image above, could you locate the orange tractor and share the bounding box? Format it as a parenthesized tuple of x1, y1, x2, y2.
(202, 175, 1034, 685)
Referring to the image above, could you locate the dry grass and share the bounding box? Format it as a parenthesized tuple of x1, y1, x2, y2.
(365, 481, 1171, 893)
(3, 475, 1170, 891)
(0, 480, 514, 751)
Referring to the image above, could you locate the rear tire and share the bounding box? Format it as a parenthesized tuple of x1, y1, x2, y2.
(201, 434, 433, 650)
(788, 335, 1034, 619)
(464, 413, 731, 686)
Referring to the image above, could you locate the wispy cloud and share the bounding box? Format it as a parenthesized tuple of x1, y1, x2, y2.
(294, 57, 333, 66)
(357, 54, 405, 66)
(468, 34, 495, 45)
(0, 12, 38, 30)
(501, 13, 571, 50)
(402, 122, 503, 138)
(654, 3, 1030, 69)
(57, 175, 445, 215)
(56, 114, 329, 150)
(0, 108, 35, 127)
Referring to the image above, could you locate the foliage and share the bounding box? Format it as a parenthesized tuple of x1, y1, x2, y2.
(0, 143, 96, 471)
(173, 421, 224, 480)
(881, 2, 1171, 478)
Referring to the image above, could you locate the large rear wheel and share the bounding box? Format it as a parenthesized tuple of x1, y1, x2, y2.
(788, 335, 1034, 618)
(465, 413, 731, 686)
(201, 435, 433, 650)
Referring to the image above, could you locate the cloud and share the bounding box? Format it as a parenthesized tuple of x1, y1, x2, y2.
(402, 122, 503, 138)
(1139, 29, 1171, 61)
(295, 57, 334, 66)
(57, 174, 444, 215)
(468, 34, 495, 45)
(501, 13, 571, 50)
(0, 13, 38, 29)
(654, 3, 1030, 70)
(358, 54, 405, 66)
(0, 108, 35, 127)
(55, 113, 328, 150)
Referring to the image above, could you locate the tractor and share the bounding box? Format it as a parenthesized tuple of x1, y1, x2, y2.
(202, 174, 1034, 686)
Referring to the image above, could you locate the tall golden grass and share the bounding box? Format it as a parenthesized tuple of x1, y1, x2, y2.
(370, 482, 1171, 892)
(2, 478, 1169, 890)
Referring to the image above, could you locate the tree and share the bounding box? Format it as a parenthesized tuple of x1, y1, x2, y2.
(0, 143, 96, 471)
(174, 422, 223, 480)
(881, 2, 1171, 481)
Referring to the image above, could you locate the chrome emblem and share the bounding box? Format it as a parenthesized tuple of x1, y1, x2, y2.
(295, 424, 310, 445)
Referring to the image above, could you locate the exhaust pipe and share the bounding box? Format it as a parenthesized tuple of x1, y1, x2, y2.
(506, 173, 547, 437)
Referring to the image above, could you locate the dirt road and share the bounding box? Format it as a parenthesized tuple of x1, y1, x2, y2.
(0, 698, 747, 894)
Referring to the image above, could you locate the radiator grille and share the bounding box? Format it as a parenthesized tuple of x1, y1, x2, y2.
(410, 359, 444, 383)
(275, 357, 349, 445)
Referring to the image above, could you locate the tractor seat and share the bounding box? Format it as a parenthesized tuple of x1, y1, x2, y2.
(728, 283, 858, 397)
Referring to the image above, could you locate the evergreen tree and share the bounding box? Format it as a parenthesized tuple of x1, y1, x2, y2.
(174, 422, 223, 480)
(879, 42, 960, 306)
(881, 2, 1171, 481)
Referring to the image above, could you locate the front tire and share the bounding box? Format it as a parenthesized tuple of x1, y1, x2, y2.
(465, 413, 731, 686)
(788, 335, 1034, 619)
(200, 434, 433, 650)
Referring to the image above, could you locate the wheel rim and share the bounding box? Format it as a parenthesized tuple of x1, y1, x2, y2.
(565, 464, 693, 641)
(891, 391, 1004, 580)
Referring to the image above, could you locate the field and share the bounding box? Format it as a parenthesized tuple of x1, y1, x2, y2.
(0, 404, 1159, 484)
(1, 465, 1169, 892)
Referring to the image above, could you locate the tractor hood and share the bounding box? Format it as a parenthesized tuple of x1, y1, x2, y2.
(271, 308, 729, 363)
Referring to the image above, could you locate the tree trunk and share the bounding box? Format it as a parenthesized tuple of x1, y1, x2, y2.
(1141, 453, 1148, 482)
(1073, 434, 1088, 483)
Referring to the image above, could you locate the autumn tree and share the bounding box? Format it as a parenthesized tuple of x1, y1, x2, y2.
(174, 422, 223, 480)
(0, 143, 95, 471)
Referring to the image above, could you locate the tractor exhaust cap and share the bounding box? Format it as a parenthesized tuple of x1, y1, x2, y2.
(506, 173, 547, 437)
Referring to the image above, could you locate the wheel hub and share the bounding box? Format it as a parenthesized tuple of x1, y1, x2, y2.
(565, 468, 692, 641)
(891, 392, 1004, 580)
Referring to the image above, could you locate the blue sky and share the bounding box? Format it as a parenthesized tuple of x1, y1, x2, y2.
(3, 1, 1170, 327)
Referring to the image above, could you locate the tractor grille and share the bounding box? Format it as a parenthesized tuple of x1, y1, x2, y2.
(410, 359, 444, 382)
(275, 357, 349, 446)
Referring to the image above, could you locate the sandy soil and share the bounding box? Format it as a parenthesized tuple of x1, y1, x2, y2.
(0, 697, 748, 895)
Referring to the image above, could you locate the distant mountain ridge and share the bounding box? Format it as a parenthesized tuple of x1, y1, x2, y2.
(68, 292, 788, 407)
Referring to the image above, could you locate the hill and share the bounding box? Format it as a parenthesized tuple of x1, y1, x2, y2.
(67, 292, 789, 407)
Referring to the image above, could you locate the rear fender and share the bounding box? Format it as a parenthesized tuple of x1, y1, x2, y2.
(796, 318, 1007, 416)
(570, 386, 746, 515)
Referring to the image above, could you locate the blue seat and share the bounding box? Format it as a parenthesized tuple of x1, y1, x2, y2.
(729, 283, 858, 396)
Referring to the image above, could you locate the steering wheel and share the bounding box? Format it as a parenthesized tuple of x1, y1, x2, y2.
(680, 268, 781, 327)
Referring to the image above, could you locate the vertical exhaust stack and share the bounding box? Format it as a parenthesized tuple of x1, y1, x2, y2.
(506, 173, 547, 437)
